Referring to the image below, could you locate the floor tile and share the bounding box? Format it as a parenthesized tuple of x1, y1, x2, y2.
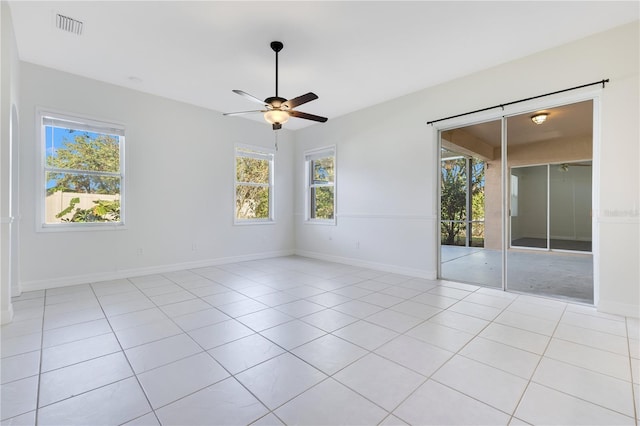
(389, 300, 441, 320)
(37, 377, 151, 425)
(533, 357, 635, 417)
(260, 320, 325, 350)
(432, 355, 528, 413)
(124, 333, 202, 373)
(1, 333, 42, 358)
(137, 352, 229, 408)
(300, 308, 358, 332)
(0, 376, 38, 421)
(0, 351, 40, 384)
(284, 285, 325, 298)
(332, 286, 373, 299)
(171, 307, 229, 331)
(545, 338, 631, 380)
(365, 309, 423, 333)
(479, 322, 550, 354)
(155, 377, 268, 425)
(334, 353, 424, 411)
(237, 308, 293, 331)
(236, 353, 326, 409)
(101, 299, 155, 318)
(375, 335, 453, 377)
(333, 300, 384, 319)
(254, 291, 301, 307)
(159, 298, 211, 317)
(208, 333, 285, 374)
(122, 412, 160, 425)
(275, 300, 325, 318)
(41, 318, 111, 348)
(495, 310, 558, 336)
(292, 334, 367, 375)
(216, 299, 268, 317)
(202, 291, 248, 307)
(43, 307, 105, 330)
(0, 410, 36, 425)
(149, 290, 196, 306)
(355, 279, 392, 292)
(1, 318, 45, 340)
(460, 337, 541, 379)
(380, 286, 423, 300)
(462, 292, 513, 309)
(107, 308, 168, 332)
(507, 300, 565, 322)
(187, 282, 230, 297)
(429, 310, 489, 335)
(448, 300, 503, 321)
(379, 414, 409, 425)
(554, 322, 628, 355)
(333, 320, 398, 350)
(97, 289, 147, 307)
(115, 318, 183, 349)
(275, 378, 387, 425)
(359, 292, 403, 308)
(406, 321, 475, 352)
(250, 413, 284, 425)
(560, 311, 627, 337)
(515, 382, 634, 425)
(427, 286, 471, 300)
(38, 352, 133, 407)
(394, 379, 511, 425)
(237, 284, 279, 298)
(41, 333, 121, 372)
(306, 292, 352, 307)
(187, 319, 254, 350)
(139, 283, 183, 297)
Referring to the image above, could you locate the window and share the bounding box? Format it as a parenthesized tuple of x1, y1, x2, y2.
(235, 145, 274, 223)
(305, 147, 336, 223)
(40, 110, 125, 229)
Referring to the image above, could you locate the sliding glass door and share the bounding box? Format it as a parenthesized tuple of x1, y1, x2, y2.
(439, 100, 594, 303)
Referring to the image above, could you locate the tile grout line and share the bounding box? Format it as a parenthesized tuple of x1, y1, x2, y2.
(89, 278, 163, 426)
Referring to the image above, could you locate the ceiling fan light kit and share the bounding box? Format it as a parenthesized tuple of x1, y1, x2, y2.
(224, 41, 328, 130)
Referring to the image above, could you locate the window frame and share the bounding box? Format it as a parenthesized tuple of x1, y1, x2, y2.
(37, 108, 126, 232)
(234, 144, 275, 225)
(305, 146, 336, 225)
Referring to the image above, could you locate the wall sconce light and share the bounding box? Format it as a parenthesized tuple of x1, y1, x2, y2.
(531, 113, 549, 125)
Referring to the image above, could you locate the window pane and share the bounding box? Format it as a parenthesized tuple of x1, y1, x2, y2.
(236, 185, 270, 219)
(236, 157, 270, 184)
(311, 157, 334, 184)
(311, 186, 334, 219)
(45, 173, 121, 223)
(440, 158, 467, 222)
(45, 125, 120, 172)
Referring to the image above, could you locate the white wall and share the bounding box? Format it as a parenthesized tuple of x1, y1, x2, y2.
(295, 21, 639, 317)
(1, 1, 21, 324)
(19, 63, 295, 291)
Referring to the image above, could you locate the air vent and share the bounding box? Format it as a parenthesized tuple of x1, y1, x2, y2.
(56, 13, 83, 35)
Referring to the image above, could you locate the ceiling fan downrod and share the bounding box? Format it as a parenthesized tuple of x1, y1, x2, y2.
(271, 41, 283, 98)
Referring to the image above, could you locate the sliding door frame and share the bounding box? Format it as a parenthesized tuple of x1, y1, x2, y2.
(435, 89, 601, 305)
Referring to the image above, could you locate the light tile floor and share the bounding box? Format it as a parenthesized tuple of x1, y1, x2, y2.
(1, 256, 638, 425)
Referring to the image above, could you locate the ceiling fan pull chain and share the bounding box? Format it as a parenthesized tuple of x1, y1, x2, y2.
(274, 129, 279, 151)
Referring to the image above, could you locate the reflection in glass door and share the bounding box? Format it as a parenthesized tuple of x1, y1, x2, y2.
(506, 101, 594, 303)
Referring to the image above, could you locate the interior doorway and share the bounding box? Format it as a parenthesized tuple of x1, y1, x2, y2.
(439, 100, 594, 304)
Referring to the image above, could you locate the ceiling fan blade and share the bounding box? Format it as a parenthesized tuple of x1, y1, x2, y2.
(232, 90, 267, 106)
(288, 110, 328, 123)
(282, 92, 318, 109)
(223, 110, 266, 116)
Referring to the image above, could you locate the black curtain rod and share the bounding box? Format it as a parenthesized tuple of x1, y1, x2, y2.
(426, 79, 609, 126)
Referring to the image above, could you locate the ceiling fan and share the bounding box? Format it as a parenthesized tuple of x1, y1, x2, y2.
(224, 41, 328, 130)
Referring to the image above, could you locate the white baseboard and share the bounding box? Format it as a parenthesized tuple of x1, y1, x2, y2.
(1, 304, 14, 325)
(295, 249, 437, 280)
(598, 300, 640, 319)
(20, 250, 295, 292)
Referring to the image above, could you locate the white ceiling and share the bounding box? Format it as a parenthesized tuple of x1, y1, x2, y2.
(8, 1, 639, 130)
